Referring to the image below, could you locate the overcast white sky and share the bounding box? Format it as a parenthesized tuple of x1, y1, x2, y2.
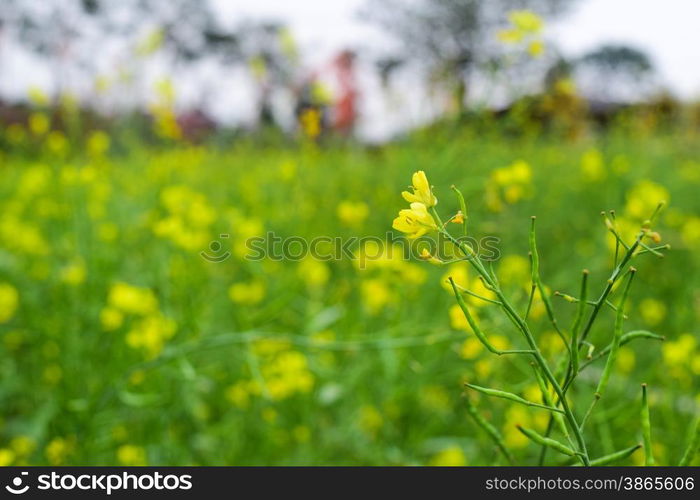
(2, 0, 700, 139)
(212, 0, 700, 138)
(215, 0, 700, 97)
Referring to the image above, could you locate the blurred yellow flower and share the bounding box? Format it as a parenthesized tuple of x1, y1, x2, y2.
(45, 437, 73, 465)
(100, 307, 124, 331)
(625, 180, 669, 220)
(263, 351, 314, 400)
(125, 313, 177, 357)
(441, 263, 469, 291)
(680, 216, 700, 248)
(337, 200, 369, 227)
(428, 445, 466, 466)
(28, 86, 49, 107)
(135, 28, 164, 56)
(228, 281, 266, 305)
(108, 282, 159, 316)
(503, 406, 533, 448)
(300, 108, 321, 139)
(639, 298, 667, 326)
(46, 131, 69, 156)
(616, 347, 636, 374)
(59, 260, 87, 286)
(29, 112, 50, 135)
(226, 380, 257, 409)
(117, 444, 147, 466)
(0, 449, 15, 466)
(10, 436, 36, 458)
(487, 160, 532, 211)
(359, 405, 384, 436)
(662, 334, 695, 366)
(498, 255, 529, 286)
(528, 40, 545, 57)
(580, 149, 606, 182)
(298, 257, 330, 288)
(419, 385, 451, 412)
(87, 131, 111, 157)
(467, 277, 497, 307)
(523, 384, 542, 403)
(449, 303, 470, 330)
(509, 10, 544, 33)
(361, 278, 393, 314)
(0, 283, 19, 323)
(459, 337, 484, 360)
(497, 29, 523, 44)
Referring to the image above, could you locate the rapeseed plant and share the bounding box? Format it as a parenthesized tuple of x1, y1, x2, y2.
(392, 170, 694, 466)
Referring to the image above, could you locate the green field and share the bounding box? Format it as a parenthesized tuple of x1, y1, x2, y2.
(0, 121, 698, 465)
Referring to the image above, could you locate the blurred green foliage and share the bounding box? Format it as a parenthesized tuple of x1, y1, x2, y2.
(0, 113, 698, 465)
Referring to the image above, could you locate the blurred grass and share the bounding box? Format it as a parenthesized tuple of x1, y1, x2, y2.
(0, 122, 698, 465)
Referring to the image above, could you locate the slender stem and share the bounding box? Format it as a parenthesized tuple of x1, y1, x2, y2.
(570, 270, 589, 378)
(464, 395, 514, 464)
(529, 217, 569, 351)
(581, 269, 636, 432)
(453, 283, 502, 305)
(525, 283, 536, 319)
(443, 230, 590, 465)
(578, 231, 643, 347)
(641, 383, 655, 466)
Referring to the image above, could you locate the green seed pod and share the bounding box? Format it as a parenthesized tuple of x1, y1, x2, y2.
(529, 216, 539, 281)
(596, 269, 636, 397)
(464, 395, 513, 464)
(589, 444, 642, 466)
(531, 365, 570, 441)
(465, 383, 564, 414)
(449, 278, 500, 355)
(517, 425, 577, 457)
(570, 270, 589, 375)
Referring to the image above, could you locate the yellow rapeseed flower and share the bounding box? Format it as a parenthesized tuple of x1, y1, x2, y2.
(87, 131, 111, 157)
(0, 282, 19, 323)
(100, 307, 124, 331)
(361, 278, 393, 314)
(337, 200, 369, 227)
(639, 298, 667, 326)
(29, 112, 50, 135)
(108, 282, 159, 316)
(59, 260, 87, 286)
(625, 180, 669, 220)
(45, 437, 73, 465)
(117, 444, 147, 466)
(662, 334, 695, 366)
(581, 149, 606, 182)
(298, 257, 330, 288)
(125, 313, 177, 357)
(528, 39, 545, 58)
(228, 281, 266, 305)
(392, 202, 438, 239)
(0, 449, 15, 466)
(428, 445, 466, 466)
(509, 10, 544, 34)
(402, 170, 438, 207)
